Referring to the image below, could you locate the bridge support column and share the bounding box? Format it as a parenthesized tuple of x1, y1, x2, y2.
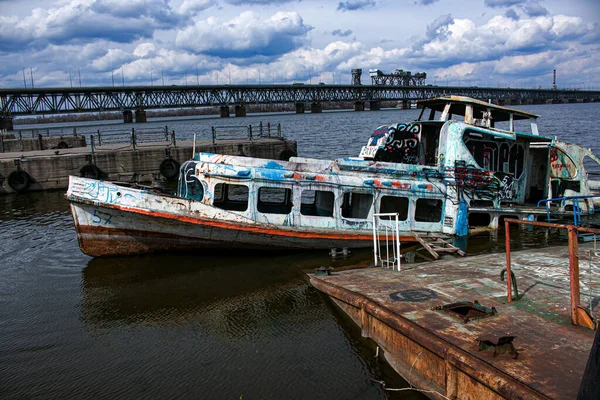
(295, 103, 305, 114)
(235, 105, 246, 117)
(0, 116, 14, 131)
(123, 110, 133, 123)
(568, 99, 577, 103)
(220, 106, 230, 118)
(310, 103, 322, 113)
(496, 99, 505, 106)
(135, 109, 147, 123)
(369, 101, 381, 111)
(399, 100, 409, 109)
(354, 101, 365, 111)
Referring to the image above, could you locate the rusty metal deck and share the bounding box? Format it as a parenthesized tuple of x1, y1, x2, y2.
(310, 244, 599, 399)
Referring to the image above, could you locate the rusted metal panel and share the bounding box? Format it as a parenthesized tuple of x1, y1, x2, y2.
(310, 244, 598, 399)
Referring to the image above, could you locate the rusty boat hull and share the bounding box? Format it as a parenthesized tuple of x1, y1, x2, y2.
(67, 176, 409, 257)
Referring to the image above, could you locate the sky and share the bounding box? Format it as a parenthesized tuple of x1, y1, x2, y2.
(0, 0, 598, 89)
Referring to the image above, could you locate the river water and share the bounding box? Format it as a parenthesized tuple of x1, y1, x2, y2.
(1, 103, 598, 399)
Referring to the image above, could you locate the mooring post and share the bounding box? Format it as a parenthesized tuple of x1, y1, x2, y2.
(505, 219, 513, 302)
(90, 135, 95, 154)
(212, 127, 216, 144)
(72, 127, 76, 137)
(171, 130, 176, 148)
(568, 226, 581, 325)
(165, 126, 168, 141)
(19, 130, 23, 151)
(248, 125, 252, 141)
(267, 122, 271, 137)
(131, 128, 136, 150)
(277, 123, 281, 138)
(97, 129, 102, 146)
(259, 121, 263, 137)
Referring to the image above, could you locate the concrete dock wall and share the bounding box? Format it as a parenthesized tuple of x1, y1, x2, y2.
(0, 138, 297, 195)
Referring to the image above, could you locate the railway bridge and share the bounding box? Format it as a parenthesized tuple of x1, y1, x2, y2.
(1, 84, 599, 130)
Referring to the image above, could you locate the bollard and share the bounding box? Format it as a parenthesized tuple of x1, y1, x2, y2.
(267, 122, 271, 137)
(97, 129, 102, 146)
(212, 127, 216, 143)
(259, 121, 263, 137)
(248, 125, 252, 141)
(131, 128, 136, 150)
(165, 126, 168, 141)
(90, 135, 95, 154)
(171, 130, 176, 148)
(277, 123, 281, 138)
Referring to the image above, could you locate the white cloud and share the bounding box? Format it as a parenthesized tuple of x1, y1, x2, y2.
(175, 11, 312, 58)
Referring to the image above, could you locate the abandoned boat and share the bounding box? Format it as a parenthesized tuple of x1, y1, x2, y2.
(66, 96, 600, 257)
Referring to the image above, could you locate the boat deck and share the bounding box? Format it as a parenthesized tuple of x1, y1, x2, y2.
(310, 244, 599, 399)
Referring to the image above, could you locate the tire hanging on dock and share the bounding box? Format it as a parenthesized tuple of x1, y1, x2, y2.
(278, 150, 297, 161)
(159, 158, 180, 181)
(80, 164, 101, 179)
(7, 170, 31, 193)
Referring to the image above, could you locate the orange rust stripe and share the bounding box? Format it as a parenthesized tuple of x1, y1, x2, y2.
(80, 200, 414, 242)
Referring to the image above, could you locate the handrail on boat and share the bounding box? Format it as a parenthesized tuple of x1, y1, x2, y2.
(504, 218, 599, 330)
(537, 194, 600, 226)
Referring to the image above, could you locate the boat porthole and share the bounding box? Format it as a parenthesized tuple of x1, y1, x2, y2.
(159, 158, 180, 181)
(7, 170, 31, 193)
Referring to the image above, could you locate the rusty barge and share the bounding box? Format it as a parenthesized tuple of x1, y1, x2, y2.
(66, 96, 600, 257)
(310, 222, 599, 399)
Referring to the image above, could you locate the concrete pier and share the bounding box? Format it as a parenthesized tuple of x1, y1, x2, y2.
(0, 137, 297, 194)
(310, 103, 323, 113)
(123, 110, 133, 123)
(135, 110, 147, 123)
(369, 101, 381, 111)
(219, 106, 230, 118)
(235, 104, 246, 117)
(353, 101, 365, 111)
(295, 103, 305, 114)
(311, 244, 598, 399)
(0, 117, 14, 131)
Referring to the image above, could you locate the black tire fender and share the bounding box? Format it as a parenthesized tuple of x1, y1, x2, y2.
(80, 164, 101, 179)
(159, 158, 180, 181)
(279, 150, 297, 161)
(8, 170, 31, 193)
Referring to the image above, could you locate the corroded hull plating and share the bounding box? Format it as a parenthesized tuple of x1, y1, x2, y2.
(67, 177, 400, 257)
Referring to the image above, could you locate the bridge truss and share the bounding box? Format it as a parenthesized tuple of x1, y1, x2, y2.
(1, 85, 599, 116)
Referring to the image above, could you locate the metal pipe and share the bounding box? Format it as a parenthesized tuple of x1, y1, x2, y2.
(568, 226, 580, 325)
(505, 219, 512, 302)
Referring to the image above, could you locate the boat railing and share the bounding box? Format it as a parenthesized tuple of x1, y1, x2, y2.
(504, 218, 598, 330)
(211, 122, 281, 144)
(537, 195, 600, 225)
(372, 213, 401, 271)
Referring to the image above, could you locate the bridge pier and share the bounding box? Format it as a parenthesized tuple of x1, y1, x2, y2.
(398, 100, 410, 109)
(369, 101, 381, 111)
(220, 106, 230, 118)
(310, 103, 322, 113)
(0, 116, 14, 131)
(295, 103, 305, 114)
(235, 105, 246, 117)
(123, 110, 134, 123)
(354, 101, 365, 111)
(135, 109, 147, 123)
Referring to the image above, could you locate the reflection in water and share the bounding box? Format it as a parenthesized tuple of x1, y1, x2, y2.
(79, 252, 416, 399)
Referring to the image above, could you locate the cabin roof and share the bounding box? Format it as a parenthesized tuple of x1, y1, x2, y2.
(417, 95, 539, 122)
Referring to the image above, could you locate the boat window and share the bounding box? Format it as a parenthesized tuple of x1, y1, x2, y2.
(379, 196, 409, 221)
(257, 187, 293, 214)
(464, 133, 525, 179)
(213, 183, 249, 211)
(550, 148, 577, 179)
(342, 192, 373, 219)
(415, 199, 443, 222)
(301, 190, 335, 217)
